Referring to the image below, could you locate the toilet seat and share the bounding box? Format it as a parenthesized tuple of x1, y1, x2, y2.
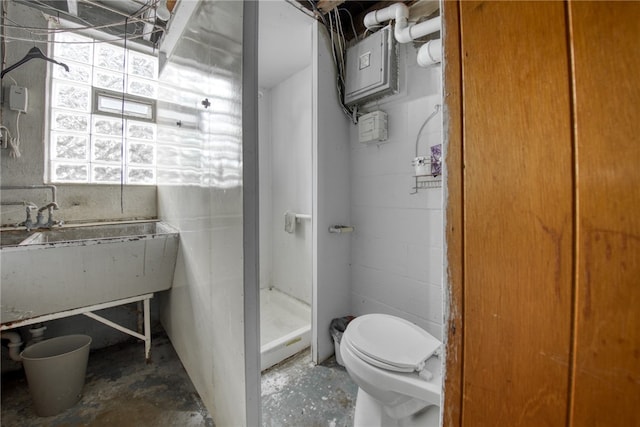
(344, 314, 441, 373)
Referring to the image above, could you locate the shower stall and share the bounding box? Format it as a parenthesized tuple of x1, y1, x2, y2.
(257, 71, 313, 370)
(258, 1, 313, 371)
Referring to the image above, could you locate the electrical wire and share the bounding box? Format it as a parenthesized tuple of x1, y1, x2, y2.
(0, 125, 12, 150)
(338, 7, 358, 42)
(326, 11, 347, 117)
(2, 17, 150, 35)
(0, 0, 156, 45)
(279, 1, 358, 121)
(363, 25, 382, 39)
(307, 0, 327, 27)
(0, 29, 162, 45)
(29, 0, 96, 28)
(321, 6, 356, 122)
(33, 0, 153, 36)
(8, 111, 22, 158)
(333, 9, 345, 76)
(32, 0, 155, 28)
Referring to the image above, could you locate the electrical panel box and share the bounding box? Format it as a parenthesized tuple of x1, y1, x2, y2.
(344, 25, 397, 107)
(358, 111, 388, 144)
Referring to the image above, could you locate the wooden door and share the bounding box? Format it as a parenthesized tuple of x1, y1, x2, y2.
(570, 2, 640, 425)
(461, 2, 573, 426)
(444, 1, 640, 425)
(457, 2, 574, 425)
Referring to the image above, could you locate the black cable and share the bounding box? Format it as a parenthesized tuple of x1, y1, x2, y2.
(120, 16, 128, 213)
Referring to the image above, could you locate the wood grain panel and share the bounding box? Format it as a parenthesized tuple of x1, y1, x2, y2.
(460, 2, 573, 425)
(570, 2, 640, 425)
(443, 0, 463, 425)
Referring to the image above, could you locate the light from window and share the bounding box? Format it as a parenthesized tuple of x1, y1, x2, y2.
(95, 90, 155, 120)
(48, 31, 158, 185)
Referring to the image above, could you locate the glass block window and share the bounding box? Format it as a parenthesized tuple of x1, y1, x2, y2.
(48, 31, 158, 185)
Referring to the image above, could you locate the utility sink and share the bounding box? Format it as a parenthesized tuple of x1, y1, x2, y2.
(1, 221, 179, 324)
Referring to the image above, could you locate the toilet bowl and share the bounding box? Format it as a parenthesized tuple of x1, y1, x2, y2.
(340, 314, 442, 427)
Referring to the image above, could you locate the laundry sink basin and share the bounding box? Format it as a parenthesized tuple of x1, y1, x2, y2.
(0, 229, 33, 247)
(1, 221, 179, 324)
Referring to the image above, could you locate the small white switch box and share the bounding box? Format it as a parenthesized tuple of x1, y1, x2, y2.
(358, 111, 388, 144)
(9, 85, 28, 113)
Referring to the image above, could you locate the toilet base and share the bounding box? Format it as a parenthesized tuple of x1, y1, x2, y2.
(354, 389, 440, 427)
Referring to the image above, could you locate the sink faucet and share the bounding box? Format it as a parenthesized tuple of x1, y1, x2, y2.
(2, 185, 63, 230)
(18, 205, 37, 231)
(35, 202, 61, 229)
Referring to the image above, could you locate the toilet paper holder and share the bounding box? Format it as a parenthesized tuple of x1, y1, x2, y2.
(329, 225, 354, 234)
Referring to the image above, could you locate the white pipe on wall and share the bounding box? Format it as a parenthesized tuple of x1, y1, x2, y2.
(1, 331, 23, 362)
(417, 38, 442, 67)
(397, 16, 441, 43)
(364, 2, 408, 30)
(363, 3, 442, 66)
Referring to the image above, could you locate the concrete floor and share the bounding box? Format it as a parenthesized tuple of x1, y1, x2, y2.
(262, 350, 358, 427)
(1, 332, 214, 427)
(2, 334, 357, 427)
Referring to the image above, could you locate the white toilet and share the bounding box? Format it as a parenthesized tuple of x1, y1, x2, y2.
(340, 314, 442, 427)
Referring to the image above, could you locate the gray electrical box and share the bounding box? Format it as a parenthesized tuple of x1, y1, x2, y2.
(344, 25, 397, 107)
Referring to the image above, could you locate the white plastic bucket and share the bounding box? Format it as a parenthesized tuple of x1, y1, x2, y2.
(21, 334, 92, 417)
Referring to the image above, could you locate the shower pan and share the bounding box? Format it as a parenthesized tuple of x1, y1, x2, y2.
(260, 288, 311, 370)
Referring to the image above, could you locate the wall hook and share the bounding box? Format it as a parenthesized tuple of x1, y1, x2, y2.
(201, 98, 211, 109)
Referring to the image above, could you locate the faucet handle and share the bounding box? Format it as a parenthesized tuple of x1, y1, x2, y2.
(45, 207, 58, 228)
(19, 207, 35, 231)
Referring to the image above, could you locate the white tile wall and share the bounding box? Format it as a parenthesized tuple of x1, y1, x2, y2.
(260, 65, 313, 305)
(156, 2, 247, 425)
(349, 43, 444, 337)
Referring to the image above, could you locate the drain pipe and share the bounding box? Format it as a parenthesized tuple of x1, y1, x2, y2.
(363, 2, 408, 33)
(364, 3, 442, 66)
(1, 331, 23, 362)
(28, 324, 47, 346)
(417, 38, 442, 67)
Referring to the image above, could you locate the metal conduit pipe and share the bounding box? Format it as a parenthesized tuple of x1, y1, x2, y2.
(1, 185, 58, 209)
(0, 201, 37, 208)
(1, 331, 23, 362)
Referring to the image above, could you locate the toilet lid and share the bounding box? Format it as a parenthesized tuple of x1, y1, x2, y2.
(345, 314, 441, 372)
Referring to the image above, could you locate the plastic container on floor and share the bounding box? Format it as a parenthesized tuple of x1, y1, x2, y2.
(20, 334, 92, 417)
(330, 316, 355, 366)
